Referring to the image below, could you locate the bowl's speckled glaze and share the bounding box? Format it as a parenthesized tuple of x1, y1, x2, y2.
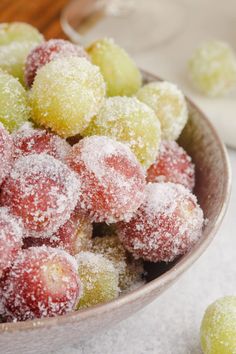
(0, 71, 231, 354)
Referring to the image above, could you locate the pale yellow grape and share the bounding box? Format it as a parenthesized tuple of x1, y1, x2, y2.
(76, 252, 119, 309)
(30, 57, 106, 138)
(0, 22, 43, 44)
(188, 40, 236, 97)
(136, 81, 188, 141)
(92, 235, 144, 291)
(0, 22, 43, 84)
(87, 38, 141, 96)
(200, 296, 236, 354)
(82, 96, 161, 168)
(0, 71, 30, 132)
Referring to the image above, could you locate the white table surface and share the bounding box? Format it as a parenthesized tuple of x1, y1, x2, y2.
(55, 1, 236, 352)
(54, 148, 235, 353)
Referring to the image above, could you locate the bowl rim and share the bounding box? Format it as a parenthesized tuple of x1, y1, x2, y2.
(0, 71, 231, 333)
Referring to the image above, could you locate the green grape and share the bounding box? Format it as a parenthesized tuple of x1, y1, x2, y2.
(188, 40, 236, 97)
(92, 235, 144, 291)
(0, 71, 30, 132)
(0, 22, 43, 44)
(82, 96, 161, 168)
(72, 219, 93, 254)
(136, 81, 188, 141)
(0, 22, 44, 85)
(87, 38, 142, 96)
(200, 296, 236, 354)
(76, 251, 119, 309)
(30, 57, 106, 138)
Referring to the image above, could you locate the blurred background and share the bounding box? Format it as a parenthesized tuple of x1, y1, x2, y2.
(0, 0, 66, 38)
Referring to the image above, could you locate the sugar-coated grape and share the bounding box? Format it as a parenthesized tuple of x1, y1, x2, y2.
(25, 39, 89, 87)
(147, 141, 195, 190)
(117, 183, 204, 263)
(66, 136, 146, 223)
(0, 71, 30, 132)
(76, 251, 119, 309)
(0, 122, 13, 185)
(82, 97, 161, 168)
(0, 208, 23, 277)
(200, 296, 236, 354)
(0, 22, 43, 84)
(188, 40, 236, 97)
(30, 57, 106, 138)
(87, 38, 141, 96)
(0, 22, 43, 45)
(0, 270, 9, 318)
(1, 246, 81, 321)
(51, 212, 92, 255)
(13, 123, 71, 162)
(92, 235, 144, 290)
(0, 154, 81, 238)
(136, 81, 188, 141)
(24, 210, 92, 256)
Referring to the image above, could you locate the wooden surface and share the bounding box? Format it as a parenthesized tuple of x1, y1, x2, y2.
(0, 0, 68, 38)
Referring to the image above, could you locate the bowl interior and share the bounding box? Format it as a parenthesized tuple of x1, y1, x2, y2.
(0, 72, 230, 347)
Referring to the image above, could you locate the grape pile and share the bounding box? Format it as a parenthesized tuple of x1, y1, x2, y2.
(0, 22, 205, 322)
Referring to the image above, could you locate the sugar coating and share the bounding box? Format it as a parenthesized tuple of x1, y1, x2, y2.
(92, 235, 144, 291)
(0, 122, 13, 185)
(0, 154, 81, 238)
(87, 37, 141, 96)
(82, 96, 161, 168)
(66, 136, 146, 223)
(76, 251, 119, 309)
(0, 23, 44, 45)
(200, 296, 236, 354)
(29, 57, 106, 138)
(136, 81, 188, 141)
(25, 39, 89, 87)
(13, 123, 71, 162)
(147, 141, 195, 190)
(0, 271, 8, 317)
(1, 246, 81, 321)
(0, 207, 23, 277)
(0, 22, 43, 84)
(50, 212, 92, 255)
(117, 182, 204, 263)
(188, 40, 236, 97)
(0, 71, 30, 132)
(24, 212, 92, 256)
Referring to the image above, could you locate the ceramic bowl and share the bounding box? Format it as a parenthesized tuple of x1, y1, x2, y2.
(0, 71, 231, 354)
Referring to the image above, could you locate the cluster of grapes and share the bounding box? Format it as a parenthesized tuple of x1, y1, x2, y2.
(0, 22, 204, 323)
